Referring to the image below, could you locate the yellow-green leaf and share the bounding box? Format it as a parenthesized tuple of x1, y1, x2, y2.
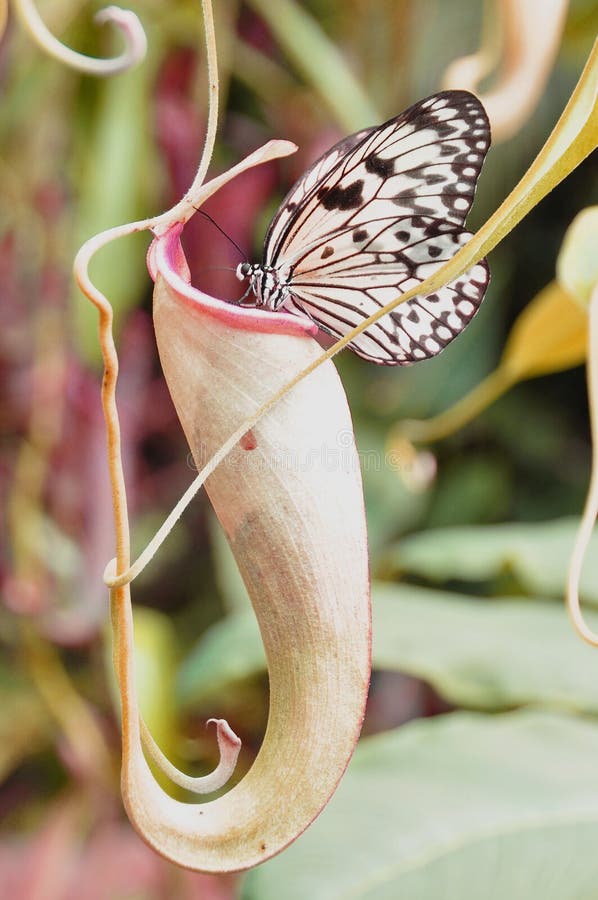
(557, 206, 598, 307)
(501, 280, 588, 380)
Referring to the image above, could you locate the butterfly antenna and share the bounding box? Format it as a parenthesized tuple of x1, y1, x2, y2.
(195, 266, 238, 274)
(191, 207, 247, 261)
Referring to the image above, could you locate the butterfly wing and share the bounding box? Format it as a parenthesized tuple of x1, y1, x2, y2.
(264, 91, 491, 365)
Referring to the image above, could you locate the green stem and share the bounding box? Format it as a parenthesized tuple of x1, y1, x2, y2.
(247, 0, 380, 130)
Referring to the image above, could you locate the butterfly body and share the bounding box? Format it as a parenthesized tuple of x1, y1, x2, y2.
(236, 261, 292, 311)
(237, 91, 491, 366)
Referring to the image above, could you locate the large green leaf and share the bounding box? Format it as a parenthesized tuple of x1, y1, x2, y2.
(177, 583, 598, 713)
(243, 711, 598, 900)
(373, 584, 598, 712)
(387, 517, 598, 601)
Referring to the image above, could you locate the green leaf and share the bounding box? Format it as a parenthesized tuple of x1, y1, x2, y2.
(178, 581, 598, 714)
(176, 608, 263, 709)
(243, 711, 598, 900)
(373, 583, 598, 712)
(387, 517, 598, 602)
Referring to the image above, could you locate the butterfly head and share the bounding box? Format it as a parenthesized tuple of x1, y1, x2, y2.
(236, 261, 254, 281)
(236, 261, 291, 312)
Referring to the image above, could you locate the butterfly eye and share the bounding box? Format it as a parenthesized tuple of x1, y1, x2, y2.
(236, 262, 252, 281)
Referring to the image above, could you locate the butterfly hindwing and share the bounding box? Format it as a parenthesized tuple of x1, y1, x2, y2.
(284, 215, 489, 364)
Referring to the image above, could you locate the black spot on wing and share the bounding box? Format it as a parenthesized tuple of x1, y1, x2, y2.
(317, 179, 365, 211)
(365, 155, 395, 178)
(424, 173, 446, 186)
(352, 228, 369, 243)
(392, 192, 437, 216)
(434, 122, 455, 138)
(439, 144, 460, 157)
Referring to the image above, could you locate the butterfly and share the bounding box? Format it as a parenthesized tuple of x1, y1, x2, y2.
(236, 90, 491, 366)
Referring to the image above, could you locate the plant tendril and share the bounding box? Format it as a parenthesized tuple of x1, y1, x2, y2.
(12, 0, 147, 76)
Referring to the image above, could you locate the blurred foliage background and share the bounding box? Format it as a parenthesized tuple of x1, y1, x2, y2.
(1, 0, 598, 897)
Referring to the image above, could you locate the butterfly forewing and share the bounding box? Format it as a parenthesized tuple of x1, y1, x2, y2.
(263, 127, 375, 264)
(260, 91, 491, 365)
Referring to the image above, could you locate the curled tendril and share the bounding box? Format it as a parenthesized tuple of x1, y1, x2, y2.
(11, 0, 147, 76)
(140, 717, 242, 795)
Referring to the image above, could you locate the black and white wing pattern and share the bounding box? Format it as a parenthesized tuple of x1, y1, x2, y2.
(262, 90, 491, 365)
